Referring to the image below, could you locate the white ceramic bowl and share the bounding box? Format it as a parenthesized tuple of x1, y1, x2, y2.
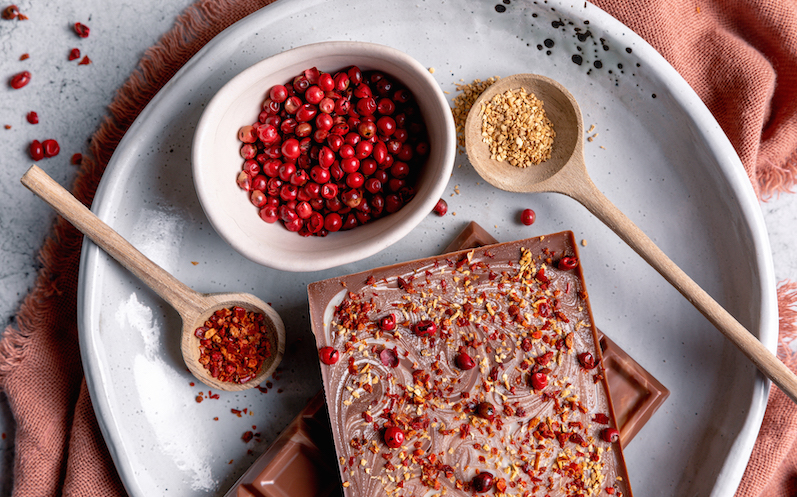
(192, 41, 455, 272)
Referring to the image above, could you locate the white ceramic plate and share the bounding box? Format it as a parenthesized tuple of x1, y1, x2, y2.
(78, 0, 776, 496)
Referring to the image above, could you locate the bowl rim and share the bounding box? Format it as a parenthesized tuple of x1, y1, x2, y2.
(192, 40, 456, 272)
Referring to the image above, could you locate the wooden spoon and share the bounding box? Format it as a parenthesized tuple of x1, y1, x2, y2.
(465, 73, 797, 403)
(21, 165, 285, 392)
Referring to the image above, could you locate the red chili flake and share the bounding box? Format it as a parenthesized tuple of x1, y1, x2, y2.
(277, 388, 283, 393)
(68, 48, 80, 61)
(213, 417, 219, 421)
(78, 55, 91, 65)
(195, 395, 203, 403)
(592, 413, 610, 424)
(26, 111, 37, 124)
(74, 22, 90, 38)
(3, 125, 10, 129)
(195, 307, 272, 383)
(241, 431, 254, 443)
(189, 382, 195, 387)
(1, 433, 5, 440)
(231, 408, 242, 417)
(19, 53, 28, 60)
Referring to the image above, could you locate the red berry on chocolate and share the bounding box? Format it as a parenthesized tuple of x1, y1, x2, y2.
(383, 426, 405, 448)
(472, 472, 494, 492)
(476, 402, 496, 420)
(600, 427, 620, 444)
(379, 348, 399, 368)
(577, 352, 597, 370)
(520, 208, 535, 226)
(379, 313, 396, 331)
(433, 198, 447, 216)
(454, 352, 475, 370)
(529, 372, 548, 390)
(557, 256, 579, 270)
(412, 319, 436, 338)
(318, 347, 339, 365)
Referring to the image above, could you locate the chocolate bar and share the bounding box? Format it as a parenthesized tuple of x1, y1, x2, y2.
(227, 222, 667, 496)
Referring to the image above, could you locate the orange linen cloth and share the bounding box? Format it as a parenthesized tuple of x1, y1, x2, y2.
(1, 0, 797, 496)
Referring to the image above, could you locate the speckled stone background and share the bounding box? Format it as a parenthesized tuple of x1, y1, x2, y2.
(0, 0, 195, 492)
(1, 0, 797, 494)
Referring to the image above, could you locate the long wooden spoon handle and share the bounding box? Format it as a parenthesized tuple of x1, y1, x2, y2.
(570, 177, 797, 403)
(21, 165, 205, 314)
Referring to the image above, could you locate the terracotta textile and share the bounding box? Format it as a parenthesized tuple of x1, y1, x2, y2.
(1, 0, 796, 496)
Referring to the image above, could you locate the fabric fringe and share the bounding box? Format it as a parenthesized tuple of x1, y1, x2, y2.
(777, 280, 797, 370)
(760, 152, 797, 200)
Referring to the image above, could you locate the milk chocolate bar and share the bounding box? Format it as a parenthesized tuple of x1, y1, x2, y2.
(226, 391, 343, 497)
(309, 231, 633, 496)
(227, 223, 668, 497)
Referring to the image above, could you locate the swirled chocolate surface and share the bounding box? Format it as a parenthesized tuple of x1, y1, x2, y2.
(309, 231, 632, 497)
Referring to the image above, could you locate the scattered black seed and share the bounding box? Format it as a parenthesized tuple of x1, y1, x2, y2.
(532, 13, 538, 17)
(536, 44, 543, 50)
(593, 60, 603, 69)
(652, 93, 657, 98)
(576, 30, 591, 42)
(544, 38, 554, 48)
(503, 0, 511, 4)
(495, 4, 506, 12)
(546, 50, 552, 55)
(571, 54, 583, 65)
(552, 20, 565, 28)
(617, 63, 623, 69)
(626, 47, 633, 53)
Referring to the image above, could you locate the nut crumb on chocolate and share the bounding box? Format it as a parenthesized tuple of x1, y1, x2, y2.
(310, 232, 631, 497)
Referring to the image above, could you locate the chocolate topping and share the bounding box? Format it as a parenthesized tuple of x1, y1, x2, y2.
(308, 231, 633, 497)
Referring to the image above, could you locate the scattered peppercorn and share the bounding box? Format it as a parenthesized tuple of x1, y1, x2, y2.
(74, 22, 90, 38)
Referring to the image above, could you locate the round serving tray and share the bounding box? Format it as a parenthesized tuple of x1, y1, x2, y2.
(78, 0, 776, 495)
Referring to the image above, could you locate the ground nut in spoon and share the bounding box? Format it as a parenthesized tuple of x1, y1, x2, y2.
(464, 73, 797, 404)
(21, 165, 285, 392)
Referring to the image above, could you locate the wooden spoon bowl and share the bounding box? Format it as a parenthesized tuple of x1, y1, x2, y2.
(180, 292, 285, 392)
(464, 73, 797, 404)
(465, 74, 583, 194)
(22, 165, 285, 392)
